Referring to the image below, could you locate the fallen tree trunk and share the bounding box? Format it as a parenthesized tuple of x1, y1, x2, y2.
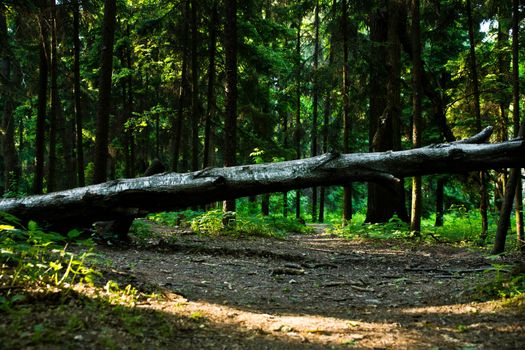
(0, 127, 524, 234)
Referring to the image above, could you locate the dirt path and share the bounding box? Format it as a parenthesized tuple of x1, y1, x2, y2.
(94, 223, 524, 349)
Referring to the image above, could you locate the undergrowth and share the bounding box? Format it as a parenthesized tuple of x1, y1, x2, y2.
(0, 213, 98, 309)
(0, 212, 153, 310)
(473, 263, 525, 308)
(327, 206, 508, 247)
(148, 209, 313, 238)
(0, 212, 164, 349)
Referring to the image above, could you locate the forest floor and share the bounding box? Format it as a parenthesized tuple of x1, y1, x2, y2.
(2, 221, 525, 349)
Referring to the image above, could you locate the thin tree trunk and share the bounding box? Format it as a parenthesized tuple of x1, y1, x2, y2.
(48, 0, 58, 192)
(0, 4, 20, 193)
(466, 0, 489, 242)
(125, 38, 135, 178)
(435, 177, 445, 226)
(172, 0, 190, 172)
(223, 0, 237, 213)
(73, 0, 84, 187)
(319, 0, 337, 224)
(342, 0, 352, 224)
(510, 0, 524, 248)
(203, 0, 217, 169)
(494, 0, 523, 254)
(93, 0, 117, 184)
(295, 17, 302, 219)
(282, 111, 289, 217)
(35, 6, 49, 194)
(410, 0, 423, 234)
(262, 194, 270, 216)
(310, 0, 320, 222)
(191, 0, 199, 172)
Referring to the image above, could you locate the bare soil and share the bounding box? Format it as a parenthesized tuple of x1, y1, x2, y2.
(88, 222, 525, 349)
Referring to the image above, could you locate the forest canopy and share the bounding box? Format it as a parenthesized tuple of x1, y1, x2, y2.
(0, 0, 524, 252)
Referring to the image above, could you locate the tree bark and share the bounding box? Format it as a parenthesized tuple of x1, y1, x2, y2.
(203, 0, 217, 169)
(35, 5, 49, 194)
(342, 0, 352, 224)
(171, 0, 189, 172)
(319, 0, 337, 224)
(410, 0, 423, 234)
(48, 0, 58, 192)
(1, 127, 522, 233)
(0, 4, 20, 194)
(311, 0, 320, 223)
(367, 1, 407, 223)
(466, 0, 489, 242)
(223, 0, 237, 213)
(511, 0, 524, 247)
(73, 0, 85, 187)
(190, 0, 199, 172)
(93, 0, 117, 184)
(294, 16, 302, 219)
(494, 0, 524, 253)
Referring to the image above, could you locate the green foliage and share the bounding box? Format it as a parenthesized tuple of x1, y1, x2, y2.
(328, 213, 412, 240)
(148, 210, 203, 228)
(326, 208, 505, 246)
(474, 264, 525, 307)
(0, 213, 97, 309)
(149, 209, 313, 238)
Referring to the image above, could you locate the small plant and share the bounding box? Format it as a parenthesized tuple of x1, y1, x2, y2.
(148, 210, 203, 227)
(0, 213, 97, 309)
(104, 281, 139, 306)
(473, 263, 525, 306)
(190, 209, 225, 235)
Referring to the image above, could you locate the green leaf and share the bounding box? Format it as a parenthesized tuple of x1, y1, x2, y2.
(67, 229, 82, 239)
(27, 221, 38, 232)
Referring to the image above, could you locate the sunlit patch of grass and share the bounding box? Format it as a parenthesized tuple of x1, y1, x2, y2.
(147, 210, 313, 239)
(327, 213, 412, 240)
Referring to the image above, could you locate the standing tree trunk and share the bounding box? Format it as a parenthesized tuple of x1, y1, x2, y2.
(124, 35, 135, 178)
(494, 0, 524, 254)
(511, 0, 524, 248)
(509, 2, 524, 248)
(35, 4, 49, 194)
(319, 0, 337, 223)
(48, 0, 58, 192)
(172, 0, 190, 172)
(495, 20, 511, 213)
(366, 1, 407, 223)
(410, 0, 423, 234)
(223, 0, 237, 213)
(294, 17, 302, 219)
(190, 0, 199, 172)
(0, 4, 20, 193)
(73, 0, 84, 187)
(93, 0, 117, 184)
(282, 111, 289, 217)
(203, 0, 217, 169)
(341, 0, 352, 224)
(466, 0, 489, 242)
(311, 0, 320, 222)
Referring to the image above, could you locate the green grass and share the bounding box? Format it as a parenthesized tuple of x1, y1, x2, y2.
(147, 209, 314, 238)
(325, 207, 521, 248)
